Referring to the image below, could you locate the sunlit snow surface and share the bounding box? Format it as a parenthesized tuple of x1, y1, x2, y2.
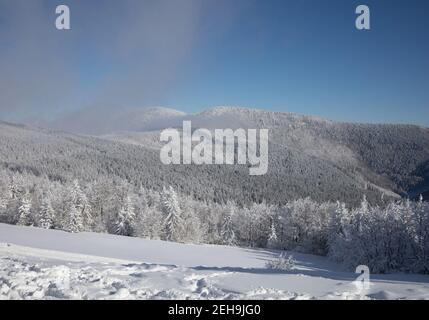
(1, 223, 428, 300)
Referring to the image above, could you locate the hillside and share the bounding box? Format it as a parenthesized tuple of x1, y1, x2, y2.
(102, 106, 429, 204)
(1, 106, 429, 206)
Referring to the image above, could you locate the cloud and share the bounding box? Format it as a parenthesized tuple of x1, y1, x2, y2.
(0, 0, 204, 123)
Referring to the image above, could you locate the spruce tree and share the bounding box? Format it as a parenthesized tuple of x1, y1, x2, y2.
(39, 196, 55, 229)
(220, 205, 236, 246)
(17, 193, 32, 226)
(114, 195, 135, 236)
(161, 186, 183, 242)
(67, 203, 83, 233)
(72, 180, 93, 230)
(267, 222, 278, 249)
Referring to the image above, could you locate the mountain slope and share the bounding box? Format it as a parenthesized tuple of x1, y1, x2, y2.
(1, 106, 429, 206)
(102, 106, 429, 200)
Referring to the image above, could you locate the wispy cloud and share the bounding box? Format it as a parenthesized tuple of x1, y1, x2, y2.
(0, 0, 205, 123)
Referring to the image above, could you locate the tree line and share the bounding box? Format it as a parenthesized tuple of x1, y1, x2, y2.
(0, 170, 428, 274)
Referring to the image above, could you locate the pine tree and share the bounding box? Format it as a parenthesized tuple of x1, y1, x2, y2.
(353, 194, 369, 233)
(9, 178, 21, 200)
(0, 181, 10, 212)
(327, 201, 352, 263)
(113, 207, 126, 236)
(17, 193, 32, 226)
(161, 186, 183, 242)
(67, 204, 83, 233)
(414, 194, 429, 272)
(180, 196, 205, 243)
(72, 180, 93, 230)
(62, 180, 91, 232)
(267, 222, 278, 249)
(220, 205, 236, 246)
(113, 195, 135, 236)
(0, 194, 7, 212)
(39, 196, 54, 229)
(328, 202, 348, 242)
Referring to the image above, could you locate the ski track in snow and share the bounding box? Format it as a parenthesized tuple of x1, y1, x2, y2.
(1, 224, 429, 300)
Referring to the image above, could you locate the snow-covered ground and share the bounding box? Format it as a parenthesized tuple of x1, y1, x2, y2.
(1, 223, 428, 300)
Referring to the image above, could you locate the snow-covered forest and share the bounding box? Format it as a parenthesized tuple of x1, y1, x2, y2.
(1, 170, 428, 274)
(2, 108, 429, 208)
(1, 0, 429, 301)
(1, 108, 429, 279)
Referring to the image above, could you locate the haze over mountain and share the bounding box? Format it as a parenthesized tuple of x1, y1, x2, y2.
(1, 106, 429, 206)
(48, 106, 186, 135)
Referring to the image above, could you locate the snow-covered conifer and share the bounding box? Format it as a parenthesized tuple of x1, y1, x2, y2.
(17, 193, 32, 226)
(220, 204, 236, 246)
(267, 222, 278, 249)
(113, 195, 135, 236)
(66, 203, 83, 233)
(161, 186, 184, 242)
(72, 180, 93, 230)
(39, 196, 55, 229)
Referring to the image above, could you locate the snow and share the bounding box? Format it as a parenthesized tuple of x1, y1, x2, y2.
(1, 223, 429, 300)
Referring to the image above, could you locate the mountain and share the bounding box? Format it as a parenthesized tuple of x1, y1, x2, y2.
(102, 106, 429, 201)
(1, 106, 429, 206)
(49, 106, 186, 135)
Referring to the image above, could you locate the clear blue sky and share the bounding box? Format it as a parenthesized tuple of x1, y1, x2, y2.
(1, 0, 428, 125)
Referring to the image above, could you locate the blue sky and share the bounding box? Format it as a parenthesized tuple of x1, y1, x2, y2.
(0, 0, 428, 125)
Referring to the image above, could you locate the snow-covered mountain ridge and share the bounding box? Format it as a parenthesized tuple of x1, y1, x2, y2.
(1, 106, 428, 205)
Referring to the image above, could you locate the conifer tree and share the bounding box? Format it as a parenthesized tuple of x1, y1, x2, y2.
(17, 193, 32, 226)
(220, 205, 236, 246)
(67, 204, 83, 233)
(161, 186, 183, 242)
(267, 222, 278, 249)
(114, 195, 135, 236)
(39, 196, 55, 229)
